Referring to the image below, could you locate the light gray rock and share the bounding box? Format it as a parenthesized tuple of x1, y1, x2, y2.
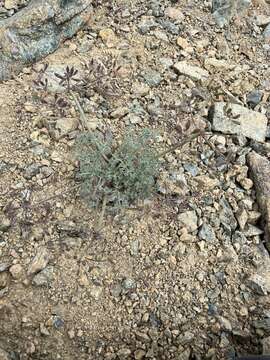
(32, 266, 54, 286)
(198, 223, 216, 242)
(55, 117, 79, 137)
(173, 61, 209, 82)
(247, 274, 270, 296)
(211, 102, 267, 142)
(212, 0, 251, 27)
(264, 23, 270, 43)
(0, 0, 92, 80)
(178, 210, 198, 232)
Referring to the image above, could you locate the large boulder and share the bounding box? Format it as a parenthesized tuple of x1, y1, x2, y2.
(0, 0, 92, 81)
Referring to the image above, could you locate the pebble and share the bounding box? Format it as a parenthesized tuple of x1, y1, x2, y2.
(0, 272, 8, 289)
(9, 264, 23, 280)
(198, 224, 216, 242)
(164, 7, 185, 22)
(55, 117, 79, 137)
(143, 69, 162, 87)
(99, 28, 118, 48)
(183, 163, 199, 176)
(132, 83, 150, 97)
(134, 349, 146, 360)
(24, 163, 41, 180)
(117, 348, 131, 359)
(28, 247, 50, 275)
(178, 210, 198, 232)
(246, 90, 263, 108)
(217, 316, 232, 332)
(137, 17, 157, 34)
(89, 285, 103, 300)
(194, 175, 219, 189)
(0, 214, 11, 232)
(238, 177, 253, 190)
(236, 208, 248, 230)
(32, 267, 54, 286)
(122, 278, 136, 290)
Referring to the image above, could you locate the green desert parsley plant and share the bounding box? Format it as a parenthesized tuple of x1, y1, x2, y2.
(76, 129, 160, 210)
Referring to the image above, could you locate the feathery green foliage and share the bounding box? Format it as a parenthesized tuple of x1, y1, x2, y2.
(76, 129, 160, 210)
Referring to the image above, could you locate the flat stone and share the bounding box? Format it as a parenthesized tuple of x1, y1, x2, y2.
(204, 58, 235, 70)
(173, 61, 209, 82)
(55, 117, 79, 137)
(211, 102, 267, 142)
(194, 175, 219, 189)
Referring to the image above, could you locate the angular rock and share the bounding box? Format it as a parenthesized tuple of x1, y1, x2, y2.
(247, 274, 270, 295)
(194, 175, 219, 189)
(0, 214, 11, 232)
(264, 23, 270, 43)
(0, 0, 92, 81)
(0, 272, 8, 289)
(55, 117, 78, 137)
(212, 0, 251, 27)
(28, 247, 50, 275)
(198, 223, 216, 242)
(173, 61, 209, 82)
(248, 152, 270, 250)
(178, 210, 198, 232)
(211, 102, 267, 142)
(9, 264, 23, 279)
(32, 266, 54, 286)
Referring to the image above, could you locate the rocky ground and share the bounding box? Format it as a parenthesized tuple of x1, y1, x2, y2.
(1, 0, 270, 359)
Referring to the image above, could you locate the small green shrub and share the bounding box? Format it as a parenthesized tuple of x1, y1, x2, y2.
(76, 129, 160, 210)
